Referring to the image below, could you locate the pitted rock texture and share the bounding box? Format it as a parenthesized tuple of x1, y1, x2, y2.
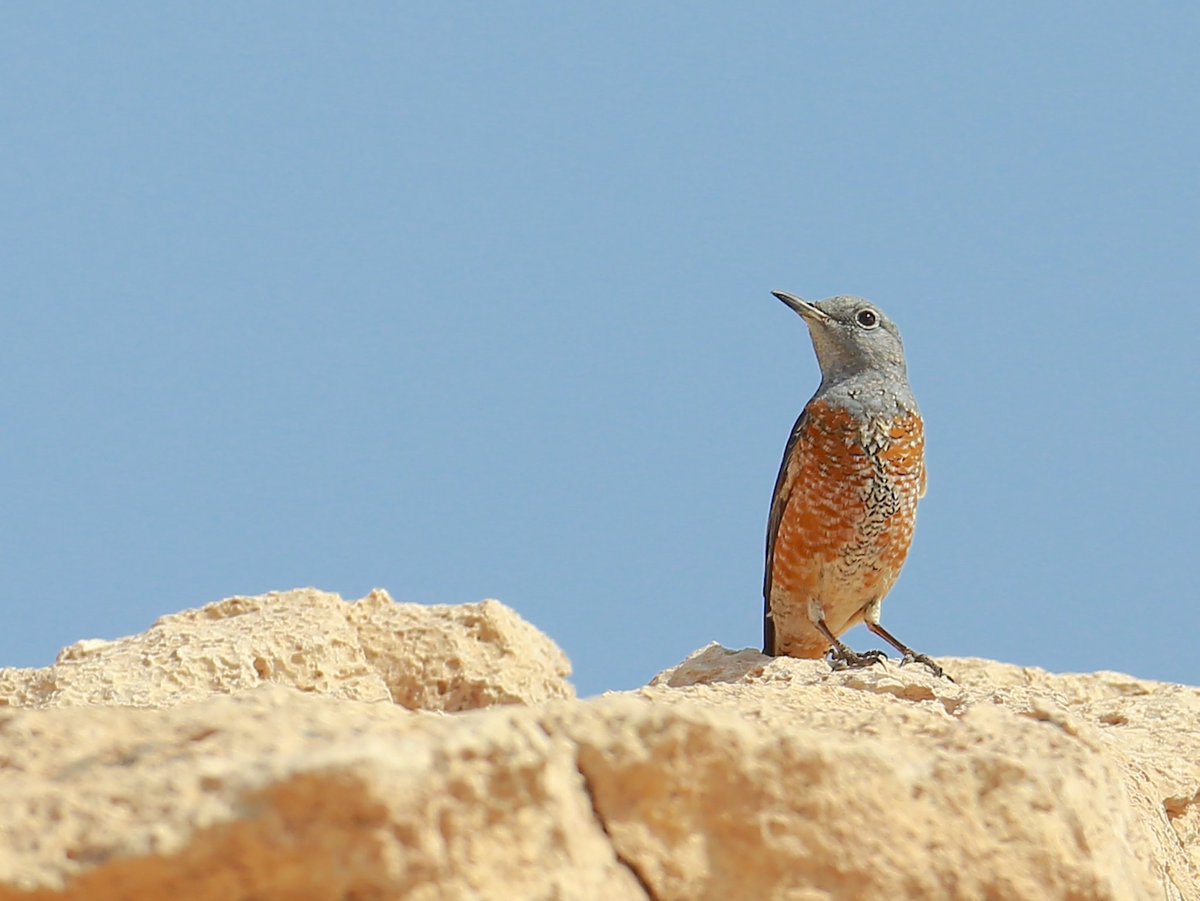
(0, 589, 573, 711)
(0, 598, 1197, 900)
(0, 687, 642, 900)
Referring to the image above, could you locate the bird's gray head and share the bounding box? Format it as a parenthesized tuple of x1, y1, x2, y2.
(773, 291, 909, 387)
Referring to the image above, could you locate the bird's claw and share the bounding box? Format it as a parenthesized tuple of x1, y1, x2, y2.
(900, 652, 955, 683)
(828, 646, 888, 671)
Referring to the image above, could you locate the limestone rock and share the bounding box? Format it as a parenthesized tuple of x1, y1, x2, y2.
(0, 589, 574, 711)
(0, 601, 1198, 900)
(594, 645, 1196, 900)
(344, 591, 575, 711)
(0, 687, 642, 900)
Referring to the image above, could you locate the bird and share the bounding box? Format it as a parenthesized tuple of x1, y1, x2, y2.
(763, 291, 948, 679)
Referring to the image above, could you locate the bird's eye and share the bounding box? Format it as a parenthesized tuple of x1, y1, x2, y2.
(855, 309, 879, 329)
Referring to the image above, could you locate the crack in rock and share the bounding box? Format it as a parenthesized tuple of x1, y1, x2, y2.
(575, 755, 656, 901)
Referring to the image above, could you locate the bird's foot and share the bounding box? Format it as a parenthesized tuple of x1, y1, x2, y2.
(827, 646, 888, 671)
(900, 652, 955, 683)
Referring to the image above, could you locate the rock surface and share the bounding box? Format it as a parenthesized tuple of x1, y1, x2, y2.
(0, 588, 573, 711)
(0, 592, 1197, 900)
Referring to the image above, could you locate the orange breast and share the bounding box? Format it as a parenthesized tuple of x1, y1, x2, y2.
(770, 400, 924, 653)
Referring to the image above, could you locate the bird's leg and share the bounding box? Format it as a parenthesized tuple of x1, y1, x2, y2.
(865, 622, 954, 682)
(813, 617, 887, 671)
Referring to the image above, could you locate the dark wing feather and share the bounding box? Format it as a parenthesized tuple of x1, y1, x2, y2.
(763, 409, 807, 655)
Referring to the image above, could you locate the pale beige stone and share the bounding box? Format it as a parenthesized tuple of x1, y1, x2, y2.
(0, 588, 574, 711)
(0, 601, 1197, 901)
(345, 590, 575, 711)
(634, 645, 1199, 899)
(0, 687, 643, 901)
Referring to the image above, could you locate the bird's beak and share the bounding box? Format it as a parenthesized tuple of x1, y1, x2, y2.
(773, 291, 831, 324)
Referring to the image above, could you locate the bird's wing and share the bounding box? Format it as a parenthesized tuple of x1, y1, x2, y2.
(763, 409, 807, 656)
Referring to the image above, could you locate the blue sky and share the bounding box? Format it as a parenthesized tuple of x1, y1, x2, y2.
(3, 5, 1197, 697)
